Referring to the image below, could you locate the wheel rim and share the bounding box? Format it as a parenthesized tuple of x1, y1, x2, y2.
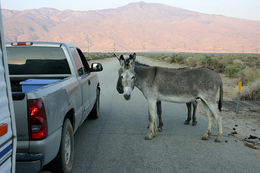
(65, 130, 71, 165)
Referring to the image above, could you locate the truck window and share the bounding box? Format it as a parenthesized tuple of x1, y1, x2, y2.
(70, 48, 85, 76)
(76, 48, 90, 73)
(7, 47, 71, 75)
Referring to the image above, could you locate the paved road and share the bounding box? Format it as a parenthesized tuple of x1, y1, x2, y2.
(71, 59, 260, 173)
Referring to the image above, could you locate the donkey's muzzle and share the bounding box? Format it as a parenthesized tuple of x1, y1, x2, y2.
(124, 94, 131, 100)
(117, 87, 124, 94)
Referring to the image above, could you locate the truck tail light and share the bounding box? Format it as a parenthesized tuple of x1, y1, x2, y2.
(27, 99, 48, 140)
(11, 42, 33, 46)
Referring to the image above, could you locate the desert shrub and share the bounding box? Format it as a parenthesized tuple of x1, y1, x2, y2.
(244, 56, 260, 67)
(184, 57, 198, 67)
(175, 56, 185, 64)
(247, 56, 258, 61)
(200, 56, 225, 72)
(142, 53, 259, 84)
(241, 78, 260, 100)
(224, 64, 244, 77)
(159, 55, 169, 60)
(201, 56, 211, 65)
(85, 53, 115, 60)
(164, 56, 175, 63)
(240, 67, 260, 84)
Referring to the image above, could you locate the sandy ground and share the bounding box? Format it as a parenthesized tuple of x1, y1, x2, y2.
(135, 56, 260, 156)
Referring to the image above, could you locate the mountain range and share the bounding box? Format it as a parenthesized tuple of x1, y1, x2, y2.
(2, 2, 260, 53)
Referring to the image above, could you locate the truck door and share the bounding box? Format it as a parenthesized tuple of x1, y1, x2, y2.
(70, 48, 91, 123)
(0, 4, 17, 173)
(76, 48, 97, 107)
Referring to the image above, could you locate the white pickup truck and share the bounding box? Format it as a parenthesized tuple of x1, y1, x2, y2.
(6, 42, 103, 173)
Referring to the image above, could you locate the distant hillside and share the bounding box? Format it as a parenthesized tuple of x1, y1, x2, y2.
(3, 2, 260, 53)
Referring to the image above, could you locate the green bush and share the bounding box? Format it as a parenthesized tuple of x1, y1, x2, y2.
(200, 56, 225, 72)
(224, 64, 244, 77)
(158, 55, 168, 60)
(184, 57, 198, 67)
(241, 78, 260, 100)
(84, 53, 115, 60)
(175, 56, 185, 64)
(240, 67, 260, 84)
(164, 57, 175, 63)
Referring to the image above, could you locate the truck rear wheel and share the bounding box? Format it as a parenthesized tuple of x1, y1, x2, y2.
(88, 88, 100, 119)
(56, 118, 74, 173)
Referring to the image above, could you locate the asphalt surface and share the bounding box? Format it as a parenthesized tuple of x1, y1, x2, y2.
(71, 59, 260, 173)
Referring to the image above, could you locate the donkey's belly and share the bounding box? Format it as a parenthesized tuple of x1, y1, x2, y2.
(158, 94, 195, 103)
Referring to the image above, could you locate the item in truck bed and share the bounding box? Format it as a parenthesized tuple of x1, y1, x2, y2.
(20, 79, 60, 93)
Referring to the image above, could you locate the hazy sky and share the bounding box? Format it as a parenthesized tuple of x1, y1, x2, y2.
(2, 0, 260, 20)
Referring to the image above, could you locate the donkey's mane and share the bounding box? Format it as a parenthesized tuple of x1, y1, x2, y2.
(135, 61, 192, 71)
(135, 61, 150, 67)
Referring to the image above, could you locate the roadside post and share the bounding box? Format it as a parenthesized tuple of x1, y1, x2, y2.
(236, 81, 242, 114)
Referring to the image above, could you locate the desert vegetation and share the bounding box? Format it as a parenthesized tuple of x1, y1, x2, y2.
(84, 52, 115, 60)
(139, 53, 260, 82)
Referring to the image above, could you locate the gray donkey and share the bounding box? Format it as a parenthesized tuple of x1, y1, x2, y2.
(115, 53, 223, 142)
(130, 61, 198, 127)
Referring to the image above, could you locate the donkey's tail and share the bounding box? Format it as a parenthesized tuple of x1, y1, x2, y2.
(218, 82, 223, 111)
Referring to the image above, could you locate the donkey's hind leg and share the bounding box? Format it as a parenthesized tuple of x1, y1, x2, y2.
(201, 102, 215, 140)
(157, 101, 163, 132)
(202, 101, 223, 142)
(207, 103, 223, 142)
(145, 100, 158, 140)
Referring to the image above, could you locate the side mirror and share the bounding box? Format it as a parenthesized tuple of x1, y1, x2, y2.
(91, 63, 103, 72)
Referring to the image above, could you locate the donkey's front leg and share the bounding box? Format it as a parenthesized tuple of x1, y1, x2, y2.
(184, 102, 192, 125)
(157, 101, 163, 132)
(145, 100, 158, 140)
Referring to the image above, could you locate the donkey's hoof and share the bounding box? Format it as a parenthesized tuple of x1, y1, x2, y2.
(202, 131, 211, 141)
(215, 134, 222, 143)
(184, 120, 190, 125)
(201, 136, 209, 140)
(202, 134, 210, 140)
(158, 127, 163, 132)
(192, 121, 197, 126)
(145, 133, 154, 140)
(214, 138, 221, 143)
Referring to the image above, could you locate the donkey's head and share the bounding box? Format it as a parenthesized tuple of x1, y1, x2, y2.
(115, 53, 136, 100)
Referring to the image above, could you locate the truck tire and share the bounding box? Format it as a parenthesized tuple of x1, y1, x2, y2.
(88, 88, 100, 119)
(56, 118, 74, 173)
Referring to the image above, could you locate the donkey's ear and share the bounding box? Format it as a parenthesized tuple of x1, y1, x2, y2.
(114, 53, 119, 60)
(118, 55, 125, 67)
(128, 53, 136, 69)
(132, 53, 136, 60)
(129, 53, 136, 61)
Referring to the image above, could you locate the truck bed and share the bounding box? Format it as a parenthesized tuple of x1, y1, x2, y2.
(10, 75, 69, 92)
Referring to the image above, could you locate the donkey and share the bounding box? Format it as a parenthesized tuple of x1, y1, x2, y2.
(115, 53, 223, 142)
(129, 61, 198, 127)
